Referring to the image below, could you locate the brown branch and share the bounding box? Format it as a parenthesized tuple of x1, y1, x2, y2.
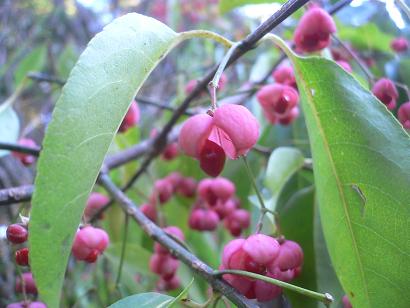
(97, 173, 257, 308)
(0, 185, 33, 206)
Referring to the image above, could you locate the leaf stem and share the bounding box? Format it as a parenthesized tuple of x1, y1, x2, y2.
(213, 269, 334, 305)
(179, 30, 234, 49)
(115, 213, 129, 288)
(242, 156, 266, 210)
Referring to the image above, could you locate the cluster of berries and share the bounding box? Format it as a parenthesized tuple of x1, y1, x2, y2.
(6, 224, 45, 307)
(220, 234, 303, 302)
(189, 177, 250, 236)
(140, 172, 197, 223)
(149, 226, 184, 291)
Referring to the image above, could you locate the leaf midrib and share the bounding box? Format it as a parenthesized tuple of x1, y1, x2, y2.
(293, 60, 371, 307)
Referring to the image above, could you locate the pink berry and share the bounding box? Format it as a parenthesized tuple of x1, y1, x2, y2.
(214, 198, 237, 219)
(272, 65, 297, 88)
(179, 105, 259, 177)
(162, 143, 179, 160)
(165, 172, 183, 191)
(342, 295, 353, 308)
(294, 7, 336, 53)
(15, 272, 37, 294)
(257, 84, 299, 124)
(189, 208, 219, 231)
(242, 234, 280, 265)
(398, 102, 410, 130)
(119, 101, 140, 133)
(155, 226, 185, 254)
(185, 79, 200, 95)
(270, 240, 304, 271)
(254, 271, 283, 301)
(222, 239, 246, 268)
(337, 60, 352, 73)
(151, 179, 174, 204)
(224, 209, 250, 236)
(15, 248, 29, 266)
(372, 78, 398, 110)
(278, 107, 299, 126)
(6, 224, 28, 244)
(149, 254, 179, 280)
(140, 203, 157, 222)
(391, 37, 409, 53)
(12, 138, 37, 165)
(176, 177, 197, 197)
(84, 192, 109, 221)
(72, 226, 109, 263)
(198, 177, 235, 206)
(156, 275, 180, 291)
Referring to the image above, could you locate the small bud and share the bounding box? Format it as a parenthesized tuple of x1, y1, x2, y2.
(15, 248, 29, 266)
(140, 203, 158, 222)
(12, 138, 37, 165)
(6, 224, 28, 244)
(84, 192, 109, 221)
(272, 66, 297, 88)
(149, 254, 179, 280)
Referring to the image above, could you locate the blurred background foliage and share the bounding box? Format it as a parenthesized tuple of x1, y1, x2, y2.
(0, 0, 409, 307)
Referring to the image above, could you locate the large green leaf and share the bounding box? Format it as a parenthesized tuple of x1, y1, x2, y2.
(219, 0, 285, 15)
(291, 55, 410, 307)
(108, 292, 174, 308)
(0, 101, 19, 157)
(29, 13, 181, 307)
(264, 147, 305, 215)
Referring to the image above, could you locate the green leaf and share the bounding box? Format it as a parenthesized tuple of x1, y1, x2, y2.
(219, 0, 285, 14)
(338, 23, 394, 54)
(0, 101, 20, 157)
(14, 45, 47, 87)
(291, 55, 410, 307)
(29, 13, 181, 307)
(108, 292, 174, 308)
(264, 147, 305, 213)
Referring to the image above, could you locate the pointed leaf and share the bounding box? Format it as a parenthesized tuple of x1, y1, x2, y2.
(29, 13, 181, 307)
(291, 55, 410, 307)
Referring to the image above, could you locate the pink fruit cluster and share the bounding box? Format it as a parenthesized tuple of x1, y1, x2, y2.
(71, 226, 109, 263)
(119, 101, 140, 133)
(83, 192, 109, 222)
(294, 7, 336, 53)
(220, 234, 303, 302)
(141, 172, 197, 223)
(189, 177, 250, 236)
(372, 78, 398, 110)
(179, 104, 259, 177)
(12, 138, 38, 166)
(6, 224, 30, 267)
(150, 226, 184, 291)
